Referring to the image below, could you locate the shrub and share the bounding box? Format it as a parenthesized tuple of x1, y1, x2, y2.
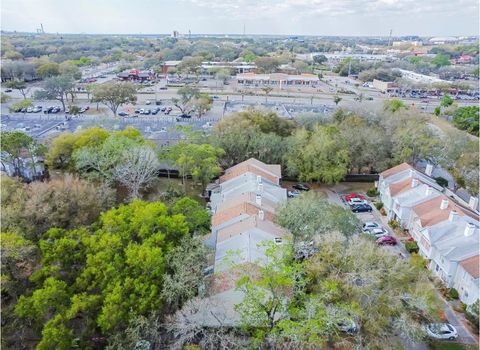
(405, 241, 419, 253)
(388, 219, 400, 230)
(435, 176, 448, 187)
(367, 187, 379, 197)
(374, 202, 384, 210)
(465, 300, 479, 330)
(380, 207, 386, 216)
(449, 288, 459, 300)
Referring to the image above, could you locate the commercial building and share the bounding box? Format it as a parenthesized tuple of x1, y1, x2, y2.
(372, 79, 399, 93)
(117, 68, 154, 81)
(236, 72, 319, 88)
(200, 61, 256, 75)
(396, 69, 449, 85)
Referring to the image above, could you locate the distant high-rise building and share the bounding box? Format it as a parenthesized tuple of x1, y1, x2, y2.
(172, 30, 179, 38)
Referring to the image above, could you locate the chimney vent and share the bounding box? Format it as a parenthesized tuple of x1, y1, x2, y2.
(448, 210, 458, 222)
(256, 175, 262, 184)
(255, 194, 262, 206)
(425, 163, 434, 177)
(425, 186, 433, 196)
(411, 179, 419, 188)
(258, 210, 264, 220)
(464, 223, 476, 237)
(440, 199, 449, 210)
(468, 196, 479, 211)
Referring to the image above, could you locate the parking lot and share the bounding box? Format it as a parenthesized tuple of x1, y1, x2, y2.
(225, 101, 333, 119)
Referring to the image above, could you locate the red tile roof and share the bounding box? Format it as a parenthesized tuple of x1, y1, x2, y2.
(380, 162, 412, 179)
(389, 177, 423, 196)
(412, 195, 470, 227)
(459, 255, 480, 279)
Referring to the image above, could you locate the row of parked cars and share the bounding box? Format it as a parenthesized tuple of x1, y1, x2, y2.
(119, 106, 173, 117)
(345, 193, 373, 213)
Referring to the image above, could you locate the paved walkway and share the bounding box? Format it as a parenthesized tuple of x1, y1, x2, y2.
(438, 292, 478, 345)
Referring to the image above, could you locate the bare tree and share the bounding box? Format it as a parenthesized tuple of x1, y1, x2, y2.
(113, 147, 159, 200)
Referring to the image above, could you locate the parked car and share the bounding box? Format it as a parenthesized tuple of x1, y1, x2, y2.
(118, 112, 128, 117)
(426, 323, 458, 340)
(179, 114, 191, 118)
(202, 122, 213, 129)
(348, 197, 367, 206)
(337, 320, 358, 334)
(159, 127, 167, 133)
(293, 183, 310, 191)
(287, 190, 301, 198)
(369, 228, 389, 237)
(32, 106, 42, 113)
(376, 236, 397, 245)
(160, 107, 166, 112)
(345, 192, 365, 201)
(151, 109, 159, 115)
(145, 100, 151, 105)
(362, 222, 380, 231)
(5, 89, 12, 92)
(351, 204, 373, 213)
(144, 109, 151, 115)
(26, 107, 34, 113)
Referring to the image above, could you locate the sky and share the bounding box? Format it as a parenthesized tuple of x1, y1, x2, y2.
(1, 0, 479, 36)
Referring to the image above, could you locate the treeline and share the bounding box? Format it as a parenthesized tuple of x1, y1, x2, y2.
(208, 107, 478, 194)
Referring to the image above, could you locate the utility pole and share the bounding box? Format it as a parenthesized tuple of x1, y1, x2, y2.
(388, 29, 393, 46)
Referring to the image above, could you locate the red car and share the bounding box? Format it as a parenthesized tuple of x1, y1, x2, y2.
(345, 192, 365, 201)
(376, 236, 397, 246)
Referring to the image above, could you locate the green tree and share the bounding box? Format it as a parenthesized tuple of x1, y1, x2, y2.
(162, 236, 209, 310)
(384, 98, 407, 113)
(5, 80, 29, 99)
(285, 125, 350, 184)
(91, 81, 137, 116)
(74, 133, 148, 184)
(432, 54, 451, 67)
(164, 142, 224, 191)
(36, 62, 60, 79)
(452, 106, 479, 136)
(46, 127, 110, 170)
(313, 54, 327, 65)
(172, 86, 201, 115)
(59, 61, 82, 80)
(8, 99, 33, 113)
(193, 93, 213, 118)
(171, 197, 210, 235)
(211, 111, 290, 168)
(255, 57, 280, 73)
(1, 232, 37, 299)
(261, 86, 273, 103)
(441, 94, 454, 107)
(35, 75, 75, 111)
(391, 115, 441, 165)
(234, 234, 441, 348)
(1, 92, 11, 103)
(0, 131, 45, 178)
(433, 106, 441, 116)
(276, 191, 361, 242)
(15, 200, 189, 349)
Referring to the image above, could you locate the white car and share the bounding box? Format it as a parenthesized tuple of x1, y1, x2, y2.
(362, 222, 380, 231)
(426, 323, 458, 340)
(202, 122, 213, 129)
(348, 197, 367, 206)
(145, 100, 151, 105)
(368, 228, 388, 237)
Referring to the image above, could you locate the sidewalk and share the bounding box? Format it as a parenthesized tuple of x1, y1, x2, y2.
(438, 292, 478, 345)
